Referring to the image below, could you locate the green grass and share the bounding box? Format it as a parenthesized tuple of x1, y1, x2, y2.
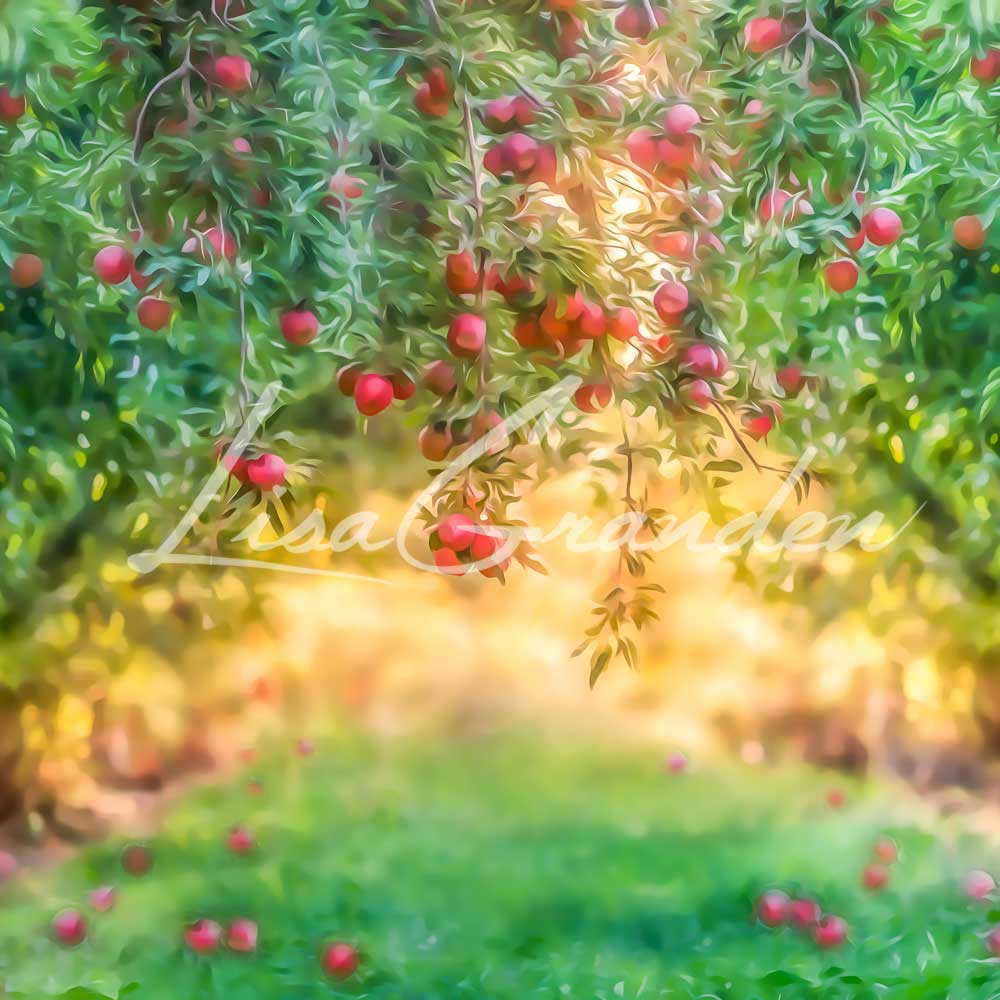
(3, 728, 1000, 999)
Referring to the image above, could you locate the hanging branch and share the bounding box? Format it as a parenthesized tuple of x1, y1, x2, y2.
(462, 93, 492, 393)
(238, 288, 251, 418)
(132, 50, 192, 163)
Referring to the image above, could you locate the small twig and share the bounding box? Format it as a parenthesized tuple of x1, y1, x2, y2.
(801, 9, 870, 198)
(709, 399, 762, 472)
(709, 399, 784, 477)
(514, 80, 546, 107)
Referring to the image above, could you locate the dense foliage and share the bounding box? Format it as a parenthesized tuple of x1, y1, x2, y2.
(3, 0, 1000, 815)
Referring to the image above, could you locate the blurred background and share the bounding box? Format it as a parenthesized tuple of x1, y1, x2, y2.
(3, 425, 995, 863)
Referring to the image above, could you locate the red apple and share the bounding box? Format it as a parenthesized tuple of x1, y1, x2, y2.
(337, 364, 363, 397)
(493, 270, 534, 305)
(744, 98, 769, 128)
(954, 215, 986, 250)
(745, 16, 785, 54)
(280, 308, 319, 346)
(185, 918, 222, 954)
(862, 207, 902, 246)
(626, 128, 659, 173)
(776, 364, 803, 395)
(789, 898, 820, 929)
(321, 941, 359, 978)
(755, 889, 789, 927)
(987, 926, 1000, 955)
(246, 453, 286, 491)
(438, 513, 477, 551)
(743, 413, 773, 440)
(216, 439, 251, 484)
(664, 103, 700, 136)
(683, 343, 727, 378)
(504, 133, 539, 173)
(424, 360, 457, 396)
(607, 308, 640, 342)
(824, 258, 859, 293)
(94, 245, 134, 284)
(652, 231, 693, 259)
(657, 134, 700, 172)
(971, 48, 1000, 84)
(52, 908, 87, 947)
(226, 918, 258, 953)
(447, 313, 486, 358)
(10, 253, 42, 287)
(121, 844, 153, 876)
(389, 371, 416, 400)
(419, 422, 453, 461)
(653, 280, 689, 321)
(414, 69, 450, 117)
(687, 378, 713, 408)
(965, 869, 996, 900)
(0, 85, 26, 122)
(874, 837, 897, 863)
(214, 55, 252, 92)
(0, 850, 17, 881)
(826, 788, 845, 808)
(433, 547, 467, 575)
(446, 251, 479, 295)
(813, 915, 848, 949)
(199, 227, 237, 262)
(574, 383, 613, 413)
(539, 298, 571, 341)
(483, 96, 536, 132)
(513, 316, 543, 349)
(88, 886, 117, 912)
(137, 296, 172, 331)
(227, 824, 256, 854)
(354, 373, 394, 415)
(862, 863, 889, 890)
(615, 3, 665, 39)
(229, 137, 252, 169)
(325, 173, 365, 211)
(130, 263, 153, 291)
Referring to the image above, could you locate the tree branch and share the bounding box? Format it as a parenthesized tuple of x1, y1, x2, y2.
(132, 51, 192, 164)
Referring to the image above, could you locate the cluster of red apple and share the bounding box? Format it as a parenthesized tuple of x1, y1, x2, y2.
(430, 513, 512, 578)
(755, 888, 848, 949)
(45, 739, 363, 980)
(183, 917, 259, 955)
(336, 365, 416, 416)
(417, 407, 505, 464)
(679, 342, 728, 410)
(755, 835, 902, 950)
(626, 102, 703, 181)
(215, 440, 288, 491)
(512, 291, 639, 358)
